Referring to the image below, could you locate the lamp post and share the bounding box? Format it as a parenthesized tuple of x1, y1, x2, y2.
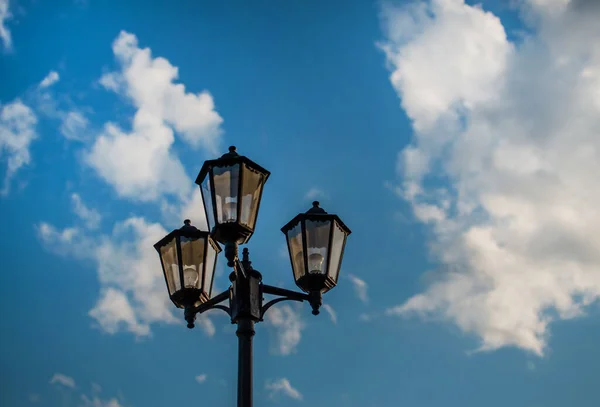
(154, 146, 351, 407)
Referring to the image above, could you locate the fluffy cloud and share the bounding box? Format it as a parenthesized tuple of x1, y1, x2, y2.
(80, 394, 123, 407)
(161, 188, 209, 231)
(265, 378, 303, 401)
(381, 0, 600, 355)
(87, 31, 223, 202)
(39, 71, 60, 88)
(347, 274, 369, 304)
(322, 303, 337, 324)
(49, 373, 76, 388)
(304, 187, 327, 201)
(86, 112, 192, 202)
(60, 111, 88, 141)
(264, 304, 305, 356)
(37, 215, 216, 338)
(0, 0, 12, 50)
(71, 193, 101, 229)
(195, 374, 207, 384)
(0, 99, 37, 194)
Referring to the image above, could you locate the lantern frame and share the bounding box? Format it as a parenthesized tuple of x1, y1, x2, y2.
(281, 201, 351, 294)
(154, 220, 222, 309)
(195, 146, 271, 245)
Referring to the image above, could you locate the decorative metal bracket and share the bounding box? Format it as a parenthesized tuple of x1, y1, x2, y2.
(261, 284, 322, 319)
(184, 248, 323, 329)
(185, 289, 231, 329)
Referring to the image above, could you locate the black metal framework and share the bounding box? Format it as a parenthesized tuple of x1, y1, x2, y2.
(156, 146, 350, 407)
(281, 201, 352, 294)
(195, 146, 271, 245)
(154, 220, 222, 308)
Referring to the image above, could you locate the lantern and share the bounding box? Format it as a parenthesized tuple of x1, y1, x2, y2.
(195, 146, 270, 245)
(281, 201, 351, 294)
(154, 220, 221, 308)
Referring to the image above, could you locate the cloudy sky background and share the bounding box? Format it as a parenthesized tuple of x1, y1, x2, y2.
(2, 0, 600, 406)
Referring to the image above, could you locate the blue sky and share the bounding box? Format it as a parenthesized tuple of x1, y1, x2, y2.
(2, 0, 600, 407)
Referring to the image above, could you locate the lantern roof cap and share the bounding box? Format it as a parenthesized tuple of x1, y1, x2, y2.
(280, 203, 352, 236)
(180, 219, 199, 233)
(306, 201, 327, 214)
(220, 146, 239, 159)
(194, 146, 271, 187)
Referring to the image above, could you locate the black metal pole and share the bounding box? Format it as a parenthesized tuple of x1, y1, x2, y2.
(236, 318, 255, 407)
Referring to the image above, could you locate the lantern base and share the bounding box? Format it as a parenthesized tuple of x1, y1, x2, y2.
(212, 223, 254, 245)
(295, 273, 336, 294)
(170, 288, 209, 309)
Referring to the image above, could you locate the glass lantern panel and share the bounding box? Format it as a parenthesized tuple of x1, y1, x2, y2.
(286, 222, 305, 281)
(213, 164, 240, 224)
(180, 237, 205, 289)
(203, 241, 218, 298)
(305, 219, 331, 275)
(327, 221, 347, 283)
(200, 175, 215, 231)
(160, 238, 180, 295)
(239, 164, 265, 230)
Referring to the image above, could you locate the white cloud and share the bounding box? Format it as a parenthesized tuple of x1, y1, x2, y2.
(167, 187, 208, 231)
(358, 312, 374, 322)
(37, 216, 217, 338)
(109, 31, 223, 150)
(36, 222, 91, 258)
(89, 287, 150, 336)
(87, 31, 223, 203)
(322, 303, 337, 324)
(80, 394, 123, 407)
(72, 193, 101, 229)
(265, 378, 303, 401)
(195, 374, 207, 384)
(264, 304, 305, 355)
(0, 0, 12, 51)
(39, 71, 60, 88)
(347, 274, 369, 304)
(379, 0, 512, 135)
(86, 114, 192, 202)
(0, 99, 37, 194)
(304, 187, 326, 201)
(50, 373, 76, 388)
(60, 111, 88, 141)
(98, 72, 121, 92)
(381, 0, 600, 355)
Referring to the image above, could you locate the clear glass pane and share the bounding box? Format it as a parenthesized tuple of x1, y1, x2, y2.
(305, 220, 331, 275)
(286, 222, 305, 281)
(328, 221, 347, 283)
(240, 164, 265, 229)
(204, 242, 218, 297)
(160, 239, 180, 294)
(180, 237, 205, 289)
(201, 176, 215, 231)
(213, 164, 240, 224)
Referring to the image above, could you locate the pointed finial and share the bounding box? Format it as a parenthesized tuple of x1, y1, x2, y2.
(240, 247, 253, 270)
(229, 146, 237, 153)
(184, 219, 191, 226)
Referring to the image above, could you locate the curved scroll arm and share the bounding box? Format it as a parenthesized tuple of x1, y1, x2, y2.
(261, 284, 317, 320)
(185, 289, 231, 329)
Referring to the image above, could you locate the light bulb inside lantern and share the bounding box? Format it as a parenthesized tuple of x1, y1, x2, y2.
(308, 252, 324, 274)
(224, 200, 237, 222)
(183, 266, 199, 288)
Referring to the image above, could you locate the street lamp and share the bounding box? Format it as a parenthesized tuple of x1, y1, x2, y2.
(154, 146, 351, 407)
